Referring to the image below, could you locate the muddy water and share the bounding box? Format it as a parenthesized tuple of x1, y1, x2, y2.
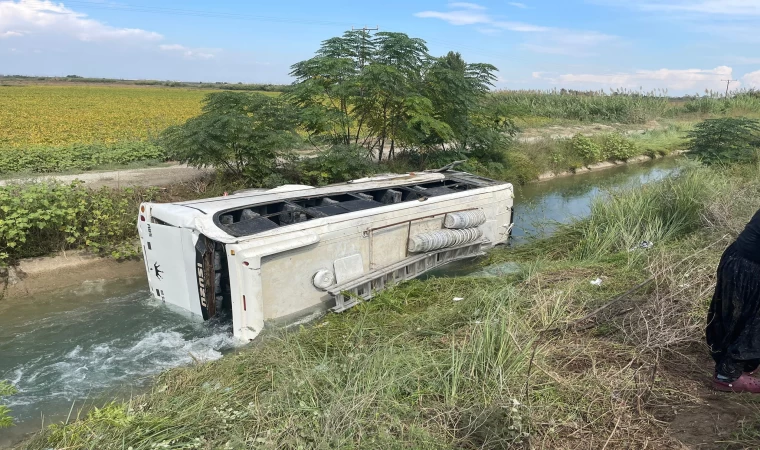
(0, 157, 681, 446)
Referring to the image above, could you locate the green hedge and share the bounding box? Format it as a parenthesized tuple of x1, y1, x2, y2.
(0, 142, 167, 174)
(0, 182, 159, 264)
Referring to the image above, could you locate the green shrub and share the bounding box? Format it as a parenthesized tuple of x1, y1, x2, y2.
(503, 152, 540, 185)
(565, 166, 720, 260)
(687, 117, 760, 165)
(0, 182, 159, 264)
(602, 133, 637, 160)
(570, 134, 602, 162)
(291, 145, 377, 186)
(0, 380, 17, 429)
(0, 142, 166, 174)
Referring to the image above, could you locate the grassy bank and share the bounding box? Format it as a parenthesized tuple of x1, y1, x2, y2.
(18, 163, 760, 449)
(454, 124, 687, 185)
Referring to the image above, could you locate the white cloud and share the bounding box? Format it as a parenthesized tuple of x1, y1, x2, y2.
(743, 70, 760, 88)
(416, 3, 545, 30)
(415, 9, 490, 25)
(448, 2, 486, 10)
(620, 0, 760, 15)
(0, 0, 162, 42)
(734, 56, 760, 64)
(415, 3, 615, 56)
(0, 30, 23, 38)
(160, 44, 215, 60)
(497, 21, 548, 32)
(535, 66, 738, 91)
(508, 2, 528, 8)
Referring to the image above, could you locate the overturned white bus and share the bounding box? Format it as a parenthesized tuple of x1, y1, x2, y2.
(137, 170, 514, 341)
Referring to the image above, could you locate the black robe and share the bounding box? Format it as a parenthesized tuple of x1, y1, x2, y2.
(707, 209, 760, 369)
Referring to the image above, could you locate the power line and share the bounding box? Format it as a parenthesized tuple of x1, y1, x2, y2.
(352, 26, 379, 69)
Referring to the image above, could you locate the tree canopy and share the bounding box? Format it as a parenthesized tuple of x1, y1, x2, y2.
(288, 30, 509, 161)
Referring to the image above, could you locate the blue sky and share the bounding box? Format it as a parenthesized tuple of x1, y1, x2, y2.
(2, 0, 760, 94)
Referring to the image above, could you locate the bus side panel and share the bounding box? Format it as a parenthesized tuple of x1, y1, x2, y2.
(259, 233, 366, 320)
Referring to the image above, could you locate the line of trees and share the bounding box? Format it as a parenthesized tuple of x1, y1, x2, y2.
(162, 30, 516, 186)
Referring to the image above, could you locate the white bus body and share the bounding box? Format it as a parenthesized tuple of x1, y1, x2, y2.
(137, 171, 514, 341)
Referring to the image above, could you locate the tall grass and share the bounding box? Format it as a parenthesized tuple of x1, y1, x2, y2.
(682, 89, 760, 116)
(490, 89, 760, 125)
(562, 166, 724, 260)
(491, 89, 672, 124)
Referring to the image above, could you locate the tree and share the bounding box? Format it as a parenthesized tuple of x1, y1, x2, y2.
(424, 52, 514, 163)
(355, 33, 451, 160)
(288, 30, 370, 146)
(288, 30, 467, 161)
(687, 117, 760, 165)
(161, 92, 301, 185)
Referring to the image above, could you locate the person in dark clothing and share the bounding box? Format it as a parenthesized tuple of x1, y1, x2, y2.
(707, 208, 760, 393)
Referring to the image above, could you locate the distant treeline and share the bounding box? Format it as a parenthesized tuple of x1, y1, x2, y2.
(0, 75, 290, 92)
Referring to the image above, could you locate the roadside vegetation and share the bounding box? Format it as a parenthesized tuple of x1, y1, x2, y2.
(0, 381, 15, 429)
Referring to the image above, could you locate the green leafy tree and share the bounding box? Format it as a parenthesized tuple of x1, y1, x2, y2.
(355, 33, 452, 160)
(424, 52, 498, 148)
(288, 30, 370, 146)
(687, 117, 760, 165)
(288, 30, 495, 162)
(161, 92, 301, 184)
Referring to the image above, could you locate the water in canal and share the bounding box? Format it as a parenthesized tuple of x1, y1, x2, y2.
(0, 157, 682, 445)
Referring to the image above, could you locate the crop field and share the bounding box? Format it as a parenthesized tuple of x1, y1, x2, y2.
(0, 85, 277, 148)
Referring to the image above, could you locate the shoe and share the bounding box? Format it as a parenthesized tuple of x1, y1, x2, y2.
(713, 373, 760, 393)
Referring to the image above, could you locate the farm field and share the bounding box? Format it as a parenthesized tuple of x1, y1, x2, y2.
(0, 85, 277, 147)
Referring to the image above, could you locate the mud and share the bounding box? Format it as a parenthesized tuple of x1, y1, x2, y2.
(1, 251, 144, 303)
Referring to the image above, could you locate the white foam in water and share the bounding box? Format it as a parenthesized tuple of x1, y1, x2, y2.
(4, 322, 241, 411)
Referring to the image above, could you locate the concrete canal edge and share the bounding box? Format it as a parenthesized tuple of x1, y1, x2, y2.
(2, 250, 144, 300)
(536, 152, 683, 182)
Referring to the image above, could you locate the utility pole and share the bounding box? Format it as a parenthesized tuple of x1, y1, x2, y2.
(352, 25, 379, 69)
(722, 79, 738, 98)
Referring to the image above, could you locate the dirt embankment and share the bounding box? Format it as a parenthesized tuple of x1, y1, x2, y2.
(516, 120, 662, 143)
